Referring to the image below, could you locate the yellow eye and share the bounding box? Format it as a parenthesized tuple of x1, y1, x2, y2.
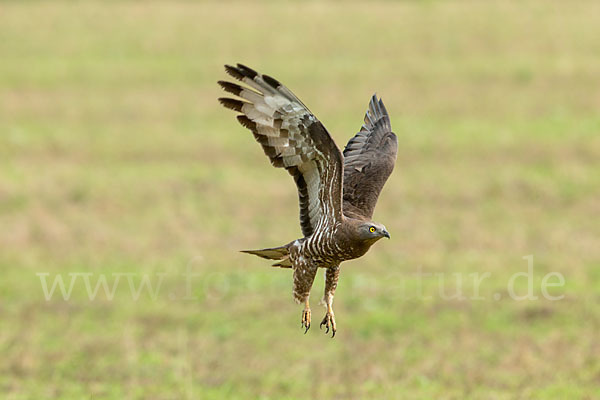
(369, 226, 376, 233)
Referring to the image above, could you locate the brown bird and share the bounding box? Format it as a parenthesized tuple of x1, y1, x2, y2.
(218, 64, 397, 337)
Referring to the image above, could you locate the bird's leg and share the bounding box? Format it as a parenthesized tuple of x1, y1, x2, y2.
(320, 265, 340, 337)
(293, 260, 318, 334)
(301, 298, 311, 334)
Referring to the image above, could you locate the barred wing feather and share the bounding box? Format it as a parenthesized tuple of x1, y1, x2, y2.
(218, 64, 344, 237)
(342, 95, 397, 219)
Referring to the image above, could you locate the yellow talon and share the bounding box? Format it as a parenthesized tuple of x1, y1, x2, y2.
(320, 310, 336, 338)
(301, 300, 311, 333)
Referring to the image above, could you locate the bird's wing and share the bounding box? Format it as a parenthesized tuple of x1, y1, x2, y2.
(218, 64, 344, 237)
(342, 94, 397, 219)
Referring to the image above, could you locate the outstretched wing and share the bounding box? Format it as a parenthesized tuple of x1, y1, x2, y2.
(218, 64, 344, 237)
(342, 95, 397, 219)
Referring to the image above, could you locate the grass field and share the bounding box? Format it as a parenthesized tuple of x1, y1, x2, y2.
(1, 1, 599, 399)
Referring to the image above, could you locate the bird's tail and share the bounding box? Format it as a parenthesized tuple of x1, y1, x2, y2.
(241, 244, 292, 268)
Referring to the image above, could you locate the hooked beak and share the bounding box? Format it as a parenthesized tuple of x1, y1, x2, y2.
(382, 230, 391, 239)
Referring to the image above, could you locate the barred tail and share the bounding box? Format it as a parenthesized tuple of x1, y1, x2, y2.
(241, 244, 292, 268)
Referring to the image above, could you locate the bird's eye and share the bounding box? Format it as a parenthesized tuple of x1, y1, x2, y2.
(369, 226, 376, 233)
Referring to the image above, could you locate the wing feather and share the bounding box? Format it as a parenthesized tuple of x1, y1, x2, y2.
(342, 94, 397, 219)
(219, 64, 344, 237)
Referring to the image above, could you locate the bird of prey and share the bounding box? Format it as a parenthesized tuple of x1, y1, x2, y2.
(218, 64, 397, 337)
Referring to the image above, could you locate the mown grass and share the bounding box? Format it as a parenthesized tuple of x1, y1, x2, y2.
(1, 1, 599, 399)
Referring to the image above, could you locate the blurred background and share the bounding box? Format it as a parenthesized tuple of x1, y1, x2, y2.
(1, 1, 599, 399)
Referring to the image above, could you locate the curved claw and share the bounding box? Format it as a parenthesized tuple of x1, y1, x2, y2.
(301, 308, 311, 334)
(320, 313, 336, 338)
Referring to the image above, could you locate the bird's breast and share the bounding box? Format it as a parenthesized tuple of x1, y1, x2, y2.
(297, 226, 361, 266)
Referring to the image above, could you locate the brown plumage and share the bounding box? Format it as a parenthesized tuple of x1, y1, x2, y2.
(218, 64, 397, 337)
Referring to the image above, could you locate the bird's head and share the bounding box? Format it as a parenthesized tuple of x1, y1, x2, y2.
(357, 221, 390, 242)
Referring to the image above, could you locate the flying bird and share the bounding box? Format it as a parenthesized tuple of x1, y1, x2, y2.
(218, 64, 397, 337)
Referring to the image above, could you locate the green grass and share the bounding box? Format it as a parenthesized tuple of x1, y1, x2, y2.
(1, 1, 599, 399)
